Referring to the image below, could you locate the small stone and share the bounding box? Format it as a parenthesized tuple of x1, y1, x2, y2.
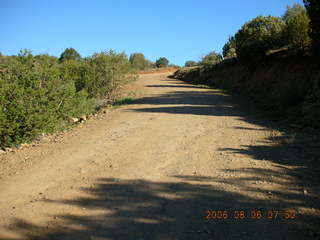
(70, 118, 79, 123)
(5, 148, 13, 152)
(80, 115, 87, 121)
(21, 143, 29, 148)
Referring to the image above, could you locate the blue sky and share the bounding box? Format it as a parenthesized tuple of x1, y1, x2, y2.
(1, 0, 303, 66)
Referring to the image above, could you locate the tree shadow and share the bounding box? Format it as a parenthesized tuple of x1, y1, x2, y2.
(131, 76, 320, 237)
(3, 175, 320, 240)
(132, 81, 278, 129)
(3, 76, 320, 240)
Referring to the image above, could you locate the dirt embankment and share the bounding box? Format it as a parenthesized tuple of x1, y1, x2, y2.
(0, 72, 319, 240)
(173, 51, 320, 128)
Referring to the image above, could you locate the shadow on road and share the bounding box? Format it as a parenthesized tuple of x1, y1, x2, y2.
(5, 175, 320, 240)
(4, 76, 320, 240)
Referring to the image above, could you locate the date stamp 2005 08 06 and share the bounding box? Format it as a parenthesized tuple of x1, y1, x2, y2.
(204, 210, 296, 220)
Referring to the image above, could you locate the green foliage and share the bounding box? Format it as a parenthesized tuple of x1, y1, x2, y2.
(184, 60, 198, 67)
(59, 48, 81, 62)
(283, 4, 311, 48)
(85, 50, 135, 98)
(303, 0, 320, 55)
(222, 36, 237, 58)
(235, 16, 285, 61)
(0, 50, 136, 149)
(129, 53, 150, 70)
(168, 64, 180, 68)
(155, 57, 169, 68)
(200, 51, 222, 68)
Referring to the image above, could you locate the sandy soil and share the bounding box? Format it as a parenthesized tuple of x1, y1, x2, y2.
(0, 72, 319, 240)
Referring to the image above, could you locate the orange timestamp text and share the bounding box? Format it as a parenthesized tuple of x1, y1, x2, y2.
(204, 210, 296, 220)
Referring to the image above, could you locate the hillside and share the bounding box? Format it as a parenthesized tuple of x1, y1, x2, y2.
(173, 50, 320, 128)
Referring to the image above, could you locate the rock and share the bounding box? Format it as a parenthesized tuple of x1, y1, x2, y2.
(0, 149, 6, 154)
(5, 148, 13, 152)
(80, 115, 87, 121)
(21, 143, 29, 148)
(70, 118, 79, 123)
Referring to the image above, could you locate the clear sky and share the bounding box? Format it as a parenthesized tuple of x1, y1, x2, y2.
(1, 0, 304, 66)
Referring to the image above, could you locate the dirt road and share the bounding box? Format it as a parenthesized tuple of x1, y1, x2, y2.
(0, 72, 319, 240)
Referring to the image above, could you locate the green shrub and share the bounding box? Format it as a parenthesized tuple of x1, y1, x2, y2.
(155, 57, 169, 68)
(199, 51, 222, 68)
(59, 48, 81, 62)
(235, 16, 285, 61)
(86, 50, 136, 98)
(0, 50, 136, 149)
(129, 53, 150, 70)
(222, 36, 237, 59)
(0, 55, 90, 147)
(283, 4, 311, 49)
(303, 0, 320, 55)
(184, 60, 198, 67)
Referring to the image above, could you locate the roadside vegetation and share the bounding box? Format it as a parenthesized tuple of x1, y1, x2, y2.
(129, 53, 178, 71)
(0, 49, 138, 149)
(0, 46, 176, 149)
(175, 1, 320, 128)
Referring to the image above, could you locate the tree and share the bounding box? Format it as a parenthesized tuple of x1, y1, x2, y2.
(184, 60, 197, 67)
(59, 48, 81, 62)
(303, 0, 320, 55)
(283, 4, 311, 48)
(200, 51, 222, 67)
(129, 53, 150, 70)
(155, 57, 169, 68)
(235, 16, 285, 61)
(222, 36, 237, 59)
